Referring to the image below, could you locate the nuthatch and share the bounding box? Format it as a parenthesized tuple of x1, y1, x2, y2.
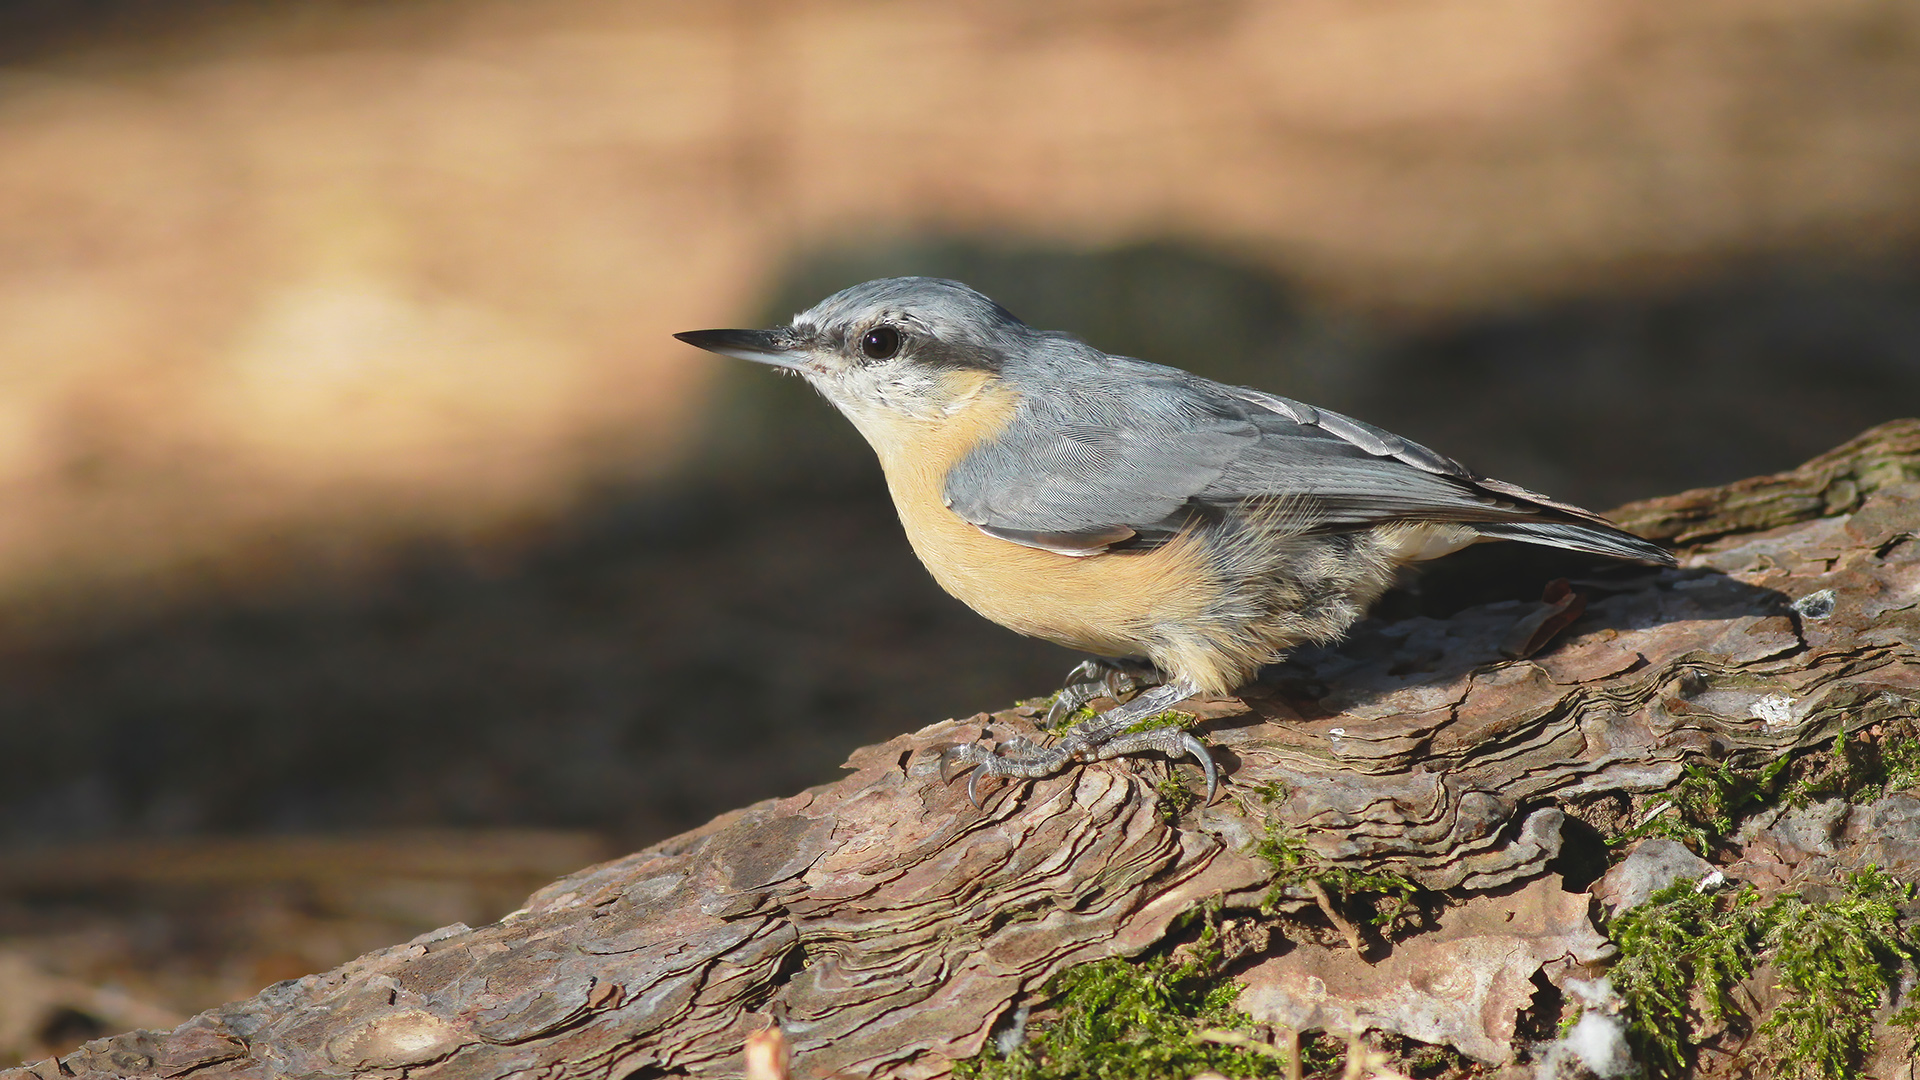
(677, 278, 1675, 803)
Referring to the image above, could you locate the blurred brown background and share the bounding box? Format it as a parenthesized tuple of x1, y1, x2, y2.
(0, 0, 1918, 1062)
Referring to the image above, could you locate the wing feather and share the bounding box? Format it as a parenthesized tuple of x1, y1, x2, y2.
(942, 354, 1671, 564)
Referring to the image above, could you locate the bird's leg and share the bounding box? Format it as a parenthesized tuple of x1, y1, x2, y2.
(1043, 658, 1161, 730)
(939, 678, 1215, 806)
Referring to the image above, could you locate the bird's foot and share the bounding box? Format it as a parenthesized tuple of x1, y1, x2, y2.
(940, 680, 1215, 808)
(1043, 658, 1162, 730)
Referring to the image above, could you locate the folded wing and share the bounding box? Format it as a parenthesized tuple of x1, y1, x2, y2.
(943, 356, 1672, 565)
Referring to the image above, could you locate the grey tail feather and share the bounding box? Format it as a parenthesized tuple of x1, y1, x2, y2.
(1475, 520, 1677, 566)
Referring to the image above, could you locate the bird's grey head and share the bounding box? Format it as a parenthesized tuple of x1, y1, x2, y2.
(675, 277, 1034, 424)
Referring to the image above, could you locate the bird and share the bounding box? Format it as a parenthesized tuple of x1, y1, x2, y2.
(676, 277, 1675, 804)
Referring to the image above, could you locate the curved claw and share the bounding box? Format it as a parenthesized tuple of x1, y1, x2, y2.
(1043, 686, 1094, 730)
(1179, 734, 1218, 805)
(1045, 659, 1158, 728)
(936, 744, 977, 785)
(936, 743, 996, 808)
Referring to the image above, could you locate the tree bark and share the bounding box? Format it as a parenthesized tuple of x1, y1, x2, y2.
(11, 419, 1920, 1080)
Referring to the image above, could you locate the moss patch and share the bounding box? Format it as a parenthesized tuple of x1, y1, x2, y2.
(1784, 724, 1920, 807)
(1152, 774, 1199, 824)
(1123, 709, 1198, 734)
(1607, 868, 1917, 1080)
(955, 927, 1326, 1080)
(1043, 702, 1098, 733)
(1758, 868, 1916, 1080)
(1256, 821, 1421, 928)
(1613, 720, 1920, 857)
(1608, 881, 1761, 1076)
(1614, 755, 1790, 854)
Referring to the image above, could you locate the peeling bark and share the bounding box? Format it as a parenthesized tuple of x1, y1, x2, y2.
(11, 420, 1920, 1080)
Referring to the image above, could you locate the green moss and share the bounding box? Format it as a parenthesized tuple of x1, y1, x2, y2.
(1773, 723, 1920, 808)
(1254, 822, 1420, 927)
(1248, 780, 1289, 805)
(1616, 755, 1791, 854)
(1255, 820, 1312, 876)
(1878, 734, 1920, 796)
(955, 928, 1317, 1080)
(1045, 703, 1098, 733)
(1614, 726, 1920, 858)
(1784, 735, 1876, 806)
(1758, 868, 1915, 1080)
(1608, 881, 1761, 1077)
(1153, 774, 1199, 824)
(1124, 710, 1197, 734)
(1607, 868, 1917, 1080)
(1888, 1004, 1920, 1060)
(1798, 730, 1920, 805)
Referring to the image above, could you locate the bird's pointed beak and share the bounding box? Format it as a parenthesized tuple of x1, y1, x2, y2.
(673, 328, 806, 369)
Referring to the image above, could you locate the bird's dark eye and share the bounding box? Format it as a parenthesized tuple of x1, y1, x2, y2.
(860, 325, 901, 360)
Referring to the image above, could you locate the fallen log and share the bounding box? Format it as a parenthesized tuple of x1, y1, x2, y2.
(11, 419, 1920, 1080)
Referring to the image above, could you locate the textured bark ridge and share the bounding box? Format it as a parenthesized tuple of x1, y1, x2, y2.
(12, 420, 1920, 1080)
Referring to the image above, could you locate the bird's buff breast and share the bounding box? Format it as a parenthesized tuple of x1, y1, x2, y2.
(843, 378, 1220, 666)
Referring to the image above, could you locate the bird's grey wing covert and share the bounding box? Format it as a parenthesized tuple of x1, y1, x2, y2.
(941, 360, 1261, 553)
(949, 355, 1670, 565)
